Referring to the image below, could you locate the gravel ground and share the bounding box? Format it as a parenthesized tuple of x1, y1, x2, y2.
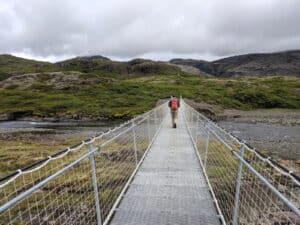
(184, 99, 300, 174)
(217, 110, 300, 174)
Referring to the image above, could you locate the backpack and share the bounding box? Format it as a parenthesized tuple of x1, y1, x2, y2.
(171, 98, 178, 110)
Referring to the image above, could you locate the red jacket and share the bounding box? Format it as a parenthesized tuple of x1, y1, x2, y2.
(168, 98, 180, 109)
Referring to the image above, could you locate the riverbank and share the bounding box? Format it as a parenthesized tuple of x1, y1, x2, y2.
(0, 112, 112, 122)
(185, 100, 300, 174)
(0, 120, 113, 177)
(218, 109, 300, 174)
(219, 120, 300, 173)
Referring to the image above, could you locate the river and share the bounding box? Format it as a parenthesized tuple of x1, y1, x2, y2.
(0, 120, 116, 137)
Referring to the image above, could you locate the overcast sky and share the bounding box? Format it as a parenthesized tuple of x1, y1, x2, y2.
(0, 0, 299, 62)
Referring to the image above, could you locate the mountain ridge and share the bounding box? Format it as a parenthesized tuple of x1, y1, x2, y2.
(170, 50, 300, 77)
(1, 49, 300, 79)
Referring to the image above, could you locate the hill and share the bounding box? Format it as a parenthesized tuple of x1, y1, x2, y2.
(0, 54, 55, 81)
(0, 54, 180, 79)
(170, 50, 300, 77)
(56, 57, 180, 75)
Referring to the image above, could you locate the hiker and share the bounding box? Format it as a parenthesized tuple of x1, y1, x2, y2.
(168, 96, 180, 128)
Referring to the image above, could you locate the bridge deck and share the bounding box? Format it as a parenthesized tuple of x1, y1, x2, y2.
(110, 110, 220, 225)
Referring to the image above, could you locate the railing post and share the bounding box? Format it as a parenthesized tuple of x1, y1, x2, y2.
(88, 143, 102, 225)
(232, 143, 245, 225)
(132, 121, 138, 166)
(204, 132, 210, 169)
(195, 115, 199, 146)
(154, 108, 157, 129)
(147, 115, 151, 144)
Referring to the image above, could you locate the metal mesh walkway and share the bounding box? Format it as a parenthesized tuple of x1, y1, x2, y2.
(110, 110, 220, 225)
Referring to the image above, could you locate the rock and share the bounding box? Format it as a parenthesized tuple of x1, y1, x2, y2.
(0, 71, 107, 90)
(0, 113, 9, 121)
(183, 99, 224, 121)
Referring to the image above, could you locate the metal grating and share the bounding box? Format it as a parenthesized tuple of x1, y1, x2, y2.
(110, 110, 220, 225)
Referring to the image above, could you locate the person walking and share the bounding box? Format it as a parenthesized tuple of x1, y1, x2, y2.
(168, 96, 180, 128)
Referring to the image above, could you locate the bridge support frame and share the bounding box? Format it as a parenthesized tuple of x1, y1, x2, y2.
(232, 143, 245, 225)
(89, 143, 103, 225)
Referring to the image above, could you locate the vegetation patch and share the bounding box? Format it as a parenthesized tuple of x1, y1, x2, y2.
(0, 74, 299, 120)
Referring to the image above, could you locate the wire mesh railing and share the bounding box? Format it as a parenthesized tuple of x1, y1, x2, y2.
(0, 101, 168, 225)
(182, 100, 300, 225)
(1, 98, 299, 225)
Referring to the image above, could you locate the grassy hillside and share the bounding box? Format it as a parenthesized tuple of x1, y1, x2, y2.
(0, 54, 299, 120)
(0, 55, 56, 81)
(0, 54, 180, 79)
(57, 57, 180, 76)
(0, 72, 299, 120)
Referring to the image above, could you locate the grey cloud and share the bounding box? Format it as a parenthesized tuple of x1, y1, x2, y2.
(0, 0, 299, 61)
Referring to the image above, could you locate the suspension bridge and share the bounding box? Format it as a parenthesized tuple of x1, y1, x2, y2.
(0, 100, 299, 225)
